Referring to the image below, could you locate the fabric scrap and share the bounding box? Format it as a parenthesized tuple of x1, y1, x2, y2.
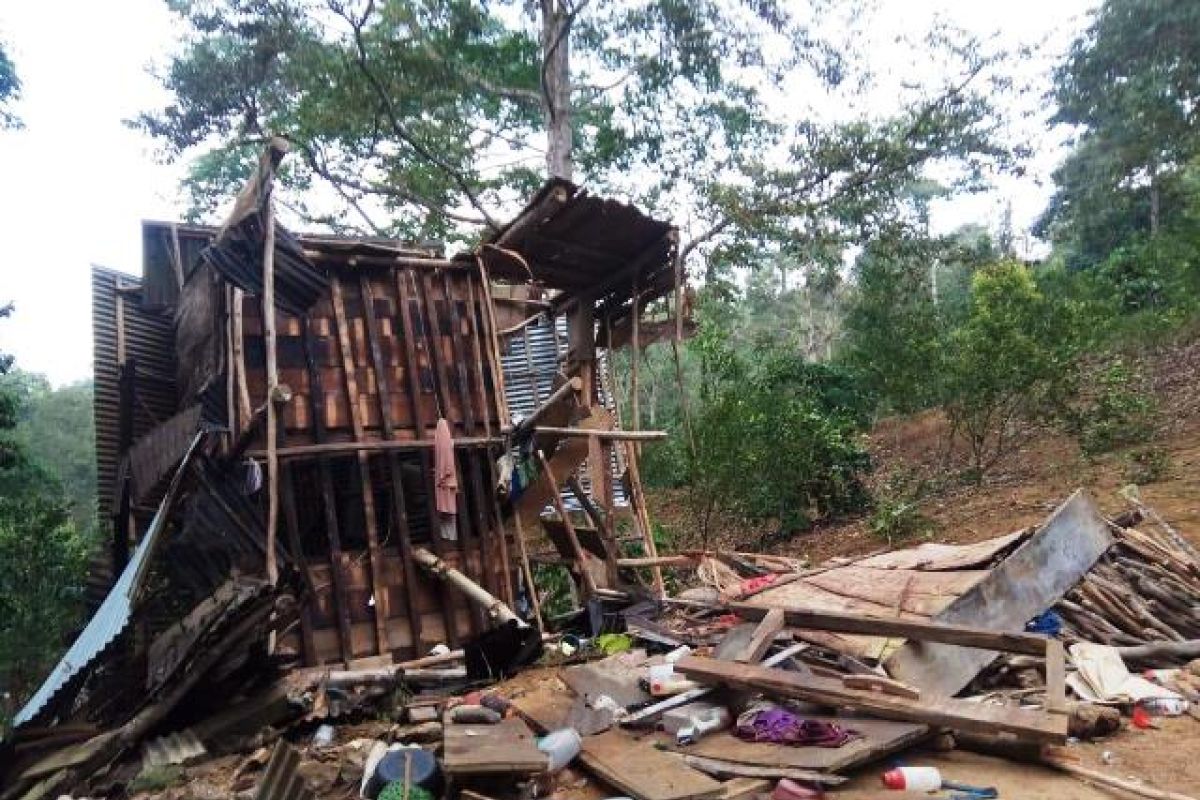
(734, 707, 858, 747)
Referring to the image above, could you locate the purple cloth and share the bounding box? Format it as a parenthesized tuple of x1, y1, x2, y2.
(734, 708, 858, 747)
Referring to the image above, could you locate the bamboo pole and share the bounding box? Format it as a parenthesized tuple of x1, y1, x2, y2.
(536, 450, 599, 598)
(411, 546, 519, 625)
(1043, 751, 1199, 800)
(263, 184, 279, 587)
(512, 508, 545, 629)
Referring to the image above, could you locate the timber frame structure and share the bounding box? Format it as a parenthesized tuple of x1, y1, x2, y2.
(82, 140, 682, 676)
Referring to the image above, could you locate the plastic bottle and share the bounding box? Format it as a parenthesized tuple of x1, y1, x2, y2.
(676, 706, 732, 745)
(647, 663, 699, 696)
(1140, 697, 1190, 716)
(881, 766, 942, 791)
(538, 728, 582, 771)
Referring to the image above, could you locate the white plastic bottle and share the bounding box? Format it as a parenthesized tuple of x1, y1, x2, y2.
(881, 766, 942, 791)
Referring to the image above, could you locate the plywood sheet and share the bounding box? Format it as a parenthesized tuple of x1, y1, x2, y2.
(584, 728, 723, 800)
(854, 530, 1027, 571)
(668, 716, 928, 773)
(802, 566, 987, 616)
(442, 717, 546, 775)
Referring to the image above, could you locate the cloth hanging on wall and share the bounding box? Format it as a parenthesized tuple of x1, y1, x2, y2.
(434, 417, 459, 515)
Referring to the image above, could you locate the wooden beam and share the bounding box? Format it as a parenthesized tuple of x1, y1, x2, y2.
(728, 602, 1052, 656)
(412, 547, 519, 625)
(536, 450, 599, 598)
(360, 275, 424, 658)
(567, 475, 620, 588)
(736, 608, 785, 664)
(510, 377, 582, 439)
(534, 426, 666, 441)
(300, 318, 355, 664)
(250, 436, 503, 459)
(330, 277, 390, 655)
(676, 656, 1067, 744)
(511, 508, 544, 629)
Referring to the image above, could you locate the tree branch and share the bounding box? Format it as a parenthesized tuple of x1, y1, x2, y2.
(328, 0, 501, 231)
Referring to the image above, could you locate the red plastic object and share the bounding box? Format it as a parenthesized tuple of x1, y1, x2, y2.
(881, 769, 905, 790)
(771, 778, 823, 800)
(1131, 704, 1154, 729)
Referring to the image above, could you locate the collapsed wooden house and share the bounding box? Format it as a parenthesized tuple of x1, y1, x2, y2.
(14, 142, 683, 733)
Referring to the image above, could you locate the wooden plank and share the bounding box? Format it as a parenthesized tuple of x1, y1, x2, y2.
(439, 270, 477, 434)
(886, 489, 1114, 697)
(537, 450, 600, 597)
(736, 608, 784, 663)
(679, 754, 845, 785)
(360, 276, 423, 657)
(417, 270, 457, 428)
(729, 602, 1051, 656)
(442, 717, 546, 776)
(675, 656, 1067, 744)
(671, 717, 926, 774)
(1046, 638, 1067, 714)
(514, 407, 612, 519)
(393, 269, 430, 438)
(301, 318, 354, 664)
(581, 728, 724, 800)
(463, 274, 492, 437)
(330, 277, 390, 654)
(853, 530, 1027, 571)
(797, 566, 986, 616)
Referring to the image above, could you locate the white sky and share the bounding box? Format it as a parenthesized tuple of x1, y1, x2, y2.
(0, 0, 1097, 386)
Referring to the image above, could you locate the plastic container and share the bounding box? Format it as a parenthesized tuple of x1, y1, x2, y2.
(647, 663, 698, 696)
(881, 766, 942, 791)
(1140, 697, 1190, 716)
(676, 706, 732, 745)
(365, 747, 439, 799)
(664, 645, 693, 664)
(312, 724, 335, 747)
(538, 728, 582, 771)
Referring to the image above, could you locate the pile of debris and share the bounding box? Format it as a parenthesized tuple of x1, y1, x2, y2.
(6, 488, 1200, 800)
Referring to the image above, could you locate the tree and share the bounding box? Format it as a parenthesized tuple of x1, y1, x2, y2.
(0, 308, 91, 721)
(139, 0, 1018, 283)
(1037, 0, 1200, 267)
(0, 40, 20, 130)
(942, 262, 1080, 479)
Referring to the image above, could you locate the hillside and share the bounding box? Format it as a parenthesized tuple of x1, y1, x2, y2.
(649, 329, 1200, 563)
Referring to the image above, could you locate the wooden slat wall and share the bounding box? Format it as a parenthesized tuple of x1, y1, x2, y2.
(233, 263, 510, 665)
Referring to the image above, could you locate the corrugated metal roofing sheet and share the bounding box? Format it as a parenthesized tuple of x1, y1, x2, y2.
(92, 266, 179, 521)
(12, 434, 204, 728)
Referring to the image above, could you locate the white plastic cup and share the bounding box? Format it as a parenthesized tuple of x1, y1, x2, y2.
(538, 728, 582, 771)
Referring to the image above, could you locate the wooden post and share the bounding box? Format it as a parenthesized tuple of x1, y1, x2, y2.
(536, 450, 599, 598)
(263, 181, 280, 587)
(511, 508, 544, 629)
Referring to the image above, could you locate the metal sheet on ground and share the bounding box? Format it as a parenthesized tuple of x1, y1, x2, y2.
(886, 490, 1113, 697)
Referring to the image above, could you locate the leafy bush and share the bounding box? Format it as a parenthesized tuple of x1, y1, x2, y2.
(1123, 446, 1172, 485)
(686, 331, 873, 542)
(1069, 359, 1157, 455)
(942, 262, 1082, 479)
(868, 473, 935, 544)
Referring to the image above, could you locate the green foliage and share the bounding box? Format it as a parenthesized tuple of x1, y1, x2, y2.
(128, 765, 184, 794)
(0, 371, 97, 534)
(942, 262, 1082, 478)
(1038, 0, 1200, 270)
(685, 327, 871, 540)
(868, 472, 935, 545)
(1123, 445, 1171, 485)
(1068, 359, 1157, 456)
(0, 40, 20, 130)
(0, 310, 93, 722)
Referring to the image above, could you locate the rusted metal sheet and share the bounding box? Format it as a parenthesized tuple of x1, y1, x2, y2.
(255, 741, 315, 800)
(886, 490, 1113, 697)
(13, 434, 205, 728)
(92, 266, 179, 521)
(482, 178, 677, 320)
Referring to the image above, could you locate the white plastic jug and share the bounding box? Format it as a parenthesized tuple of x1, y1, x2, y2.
(538, 728, 582, 771)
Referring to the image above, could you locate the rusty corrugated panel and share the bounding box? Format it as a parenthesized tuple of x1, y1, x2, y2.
(203, 217, 328, 316)
(127, 405, 203, 504)
(92, 266, 180, 521)
(481, 178, 677, 317)
(13, 434, 205, 728)
(255, 741, 315, 800)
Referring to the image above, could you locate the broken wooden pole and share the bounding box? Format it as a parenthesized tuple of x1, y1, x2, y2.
(566, 474, 621, 587)
(511, 508, 544, 629)
(412, 546, 520, 626)
(510, 377, 582, 439)
(1042, 750, 1199, 800)
(536, 450, 599, 598)
(534, 427, 667, 441)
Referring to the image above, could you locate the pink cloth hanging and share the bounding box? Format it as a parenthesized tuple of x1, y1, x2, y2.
(434, 417, 458, 515)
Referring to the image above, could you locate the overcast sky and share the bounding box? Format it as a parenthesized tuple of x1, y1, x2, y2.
(0, 0, 1098, 386)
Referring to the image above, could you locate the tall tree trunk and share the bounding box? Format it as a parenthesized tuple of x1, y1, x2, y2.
(541, 1, 573, 180)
